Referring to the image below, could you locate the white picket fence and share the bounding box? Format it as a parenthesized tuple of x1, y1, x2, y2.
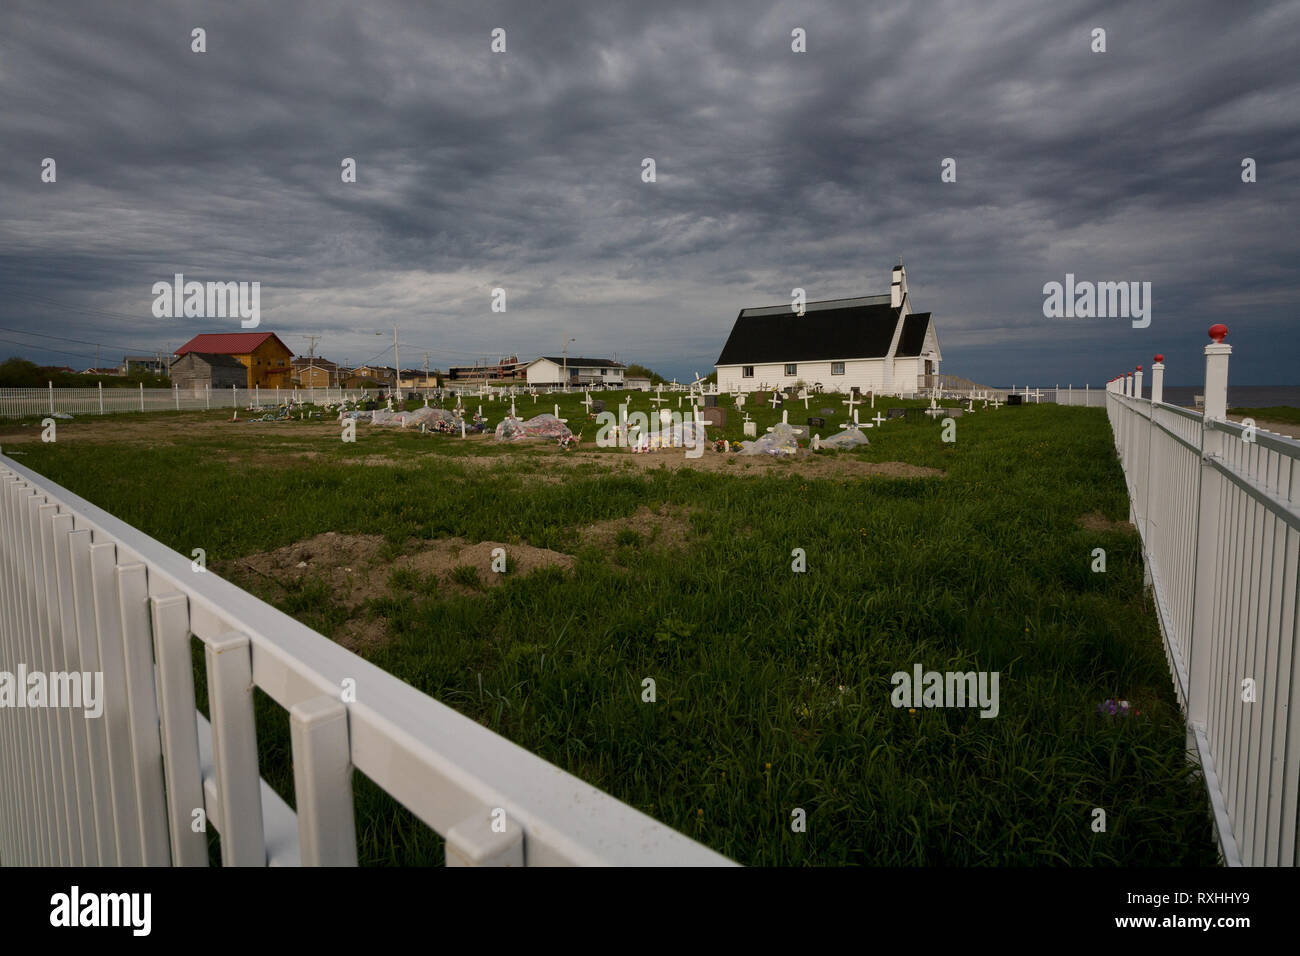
(0, 385, 369, 418)
(1106, 333, 1300, 866)
(0, 453, 733, 867)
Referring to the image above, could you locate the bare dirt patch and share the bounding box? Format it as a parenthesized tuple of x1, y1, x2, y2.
(577, 503, 696, 552)
(215, 531, 574, 650)
(565, 449, 944, 479)
(1077, 511, 1136, 534)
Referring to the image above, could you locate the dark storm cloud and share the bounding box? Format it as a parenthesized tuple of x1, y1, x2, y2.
(1, 0, 1296, 383)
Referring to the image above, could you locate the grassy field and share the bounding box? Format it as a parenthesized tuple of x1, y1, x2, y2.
(1230, 405, 1300, 426)
(0, 390, 1218, 865)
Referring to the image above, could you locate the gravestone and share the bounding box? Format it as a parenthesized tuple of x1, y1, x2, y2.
(591, 400, 606, 414)
(701, 407, 727, 427)
(820, 407, 836, 416)
(704, 394, 719, 407)
(887, 407, 906, 420)
(807, 416, 826, 428)
(743, 421, 757, 437)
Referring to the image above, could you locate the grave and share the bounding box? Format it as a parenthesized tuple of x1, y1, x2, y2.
(591, 400, 606, 414)
(887, 407, 906, 419)
(807, 416, 826, 428)
(700, 407, 727, 427)
(704, 394, 719, 407)
(820, 407, 836, 416)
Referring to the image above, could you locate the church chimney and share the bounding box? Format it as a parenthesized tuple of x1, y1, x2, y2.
(891, 262, 907, 308)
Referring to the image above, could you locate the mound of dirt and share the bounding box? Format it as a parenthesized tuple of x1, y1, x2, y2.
(216, 531, 575, 649)
(1076, 511, 1137, 534)
(577, 504, 695, 551)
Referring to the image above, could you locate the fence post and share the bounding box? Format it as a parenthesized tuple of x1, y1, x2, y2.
(205, 384, 210, 410)
(1151, 355, 1164, 405)
(48, 381, 54, 415)
(174, 384, 179, 411)
(232, 385, 236, 409)
(1134, 365, 1144, 402)
(139, 381, 144, 412)
(98, 381, 104, 415)
(255, 384, 260, 409)
(1188, 325, 1231, 733)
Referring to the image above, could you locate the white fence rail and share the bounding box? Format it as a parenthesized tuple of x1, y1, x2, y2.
(0, 454, 733, 867)
(0, 386, 370, 418)
(1106, 331, 1300, 866)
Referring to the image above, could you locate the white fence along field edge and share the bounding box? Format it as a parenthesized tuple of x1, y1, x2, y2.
(0, 452, 734, 867)
(1107, 334, 1300, 867)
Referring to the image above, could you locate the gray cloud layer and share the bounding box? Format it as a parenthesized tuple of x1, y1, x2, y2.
(2, 0, 1297, 384)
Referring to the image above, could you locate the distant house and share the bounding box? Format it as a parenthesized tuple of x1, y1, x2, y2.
(344, 365, 396, 387)
(173, 332, 293, 388)
(169, 352, 248, 391)
(291, 356, 339, 388)
(714, 263, 940, 396)
(524, 357, 626, 387)
(447, 356, 523, 383)
(401, 369, 440, 388)
(121, 355, 166, 376)
(624, 376, 652, 392)
(81, 367, 121, 377)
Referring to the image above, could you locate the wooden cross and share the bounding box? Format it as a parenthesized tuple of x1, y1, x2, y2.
(873, 412, 886, 427)
(581, 392, 594, 414)
(510, 398, 517, 418)
(650, 387, 667, 409)
(991, 397, 1002, 409)
(798, 388, 809, 409)
(842, 391, 861, 415)
(768, 392, 781, 409)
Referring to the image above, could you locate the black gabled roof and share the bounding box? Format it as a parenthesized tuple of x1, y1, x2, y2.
(895, 313, 931, 357)
(538, 356, 625, 368)
(715, 295, 903, 366)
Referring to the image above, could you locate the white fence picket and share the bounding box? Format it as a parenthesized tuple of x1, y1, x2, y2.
(0, 387, 369, 418)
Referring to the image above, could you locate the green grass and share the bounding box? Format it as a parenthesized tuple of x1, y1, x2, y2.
(1230, 405, 1300, 425)
(5, 392, 1218, 865)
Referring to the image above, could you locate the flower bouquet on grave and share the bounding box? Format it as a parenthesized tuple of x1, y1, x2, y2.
(1096, 698, 1140, 719)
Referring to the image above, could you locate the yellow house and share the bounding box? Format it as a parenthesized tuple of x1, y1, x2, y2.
(173, 332, 294, 388)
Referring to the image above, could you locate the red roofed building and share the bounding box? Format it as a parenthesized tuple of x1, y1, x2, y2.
(173, 332, 293, 388)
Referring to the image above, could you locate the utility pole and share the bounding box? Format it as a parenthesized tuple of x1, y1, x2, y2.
(393, 325, 400, 391)
(562, 335, 575, 389)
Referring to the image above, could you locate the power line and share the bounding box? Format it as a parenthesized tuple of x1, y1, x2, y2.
(0, 337, 99, 362)
(0, 325, 163, 355)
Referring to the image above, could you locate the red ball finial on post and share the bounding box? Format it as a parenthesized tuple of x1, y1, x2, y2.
(1154, 354, 1163, 363)
(1208, 324, 1228, 343)
(1136, 365, 1143, 371)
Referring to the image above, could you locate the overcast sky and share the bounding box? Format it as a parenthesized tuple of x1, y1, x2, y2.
(1, 0, 1297, 385)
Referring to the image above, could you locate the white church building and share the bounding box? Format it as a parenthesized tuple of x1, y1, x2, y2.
(714, 263, 940, 396)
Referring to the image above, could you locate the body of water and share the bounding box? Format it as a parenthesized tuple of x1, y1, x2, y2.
(998, 385, 1300, 409)
(1152, 385, 1300, 409)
